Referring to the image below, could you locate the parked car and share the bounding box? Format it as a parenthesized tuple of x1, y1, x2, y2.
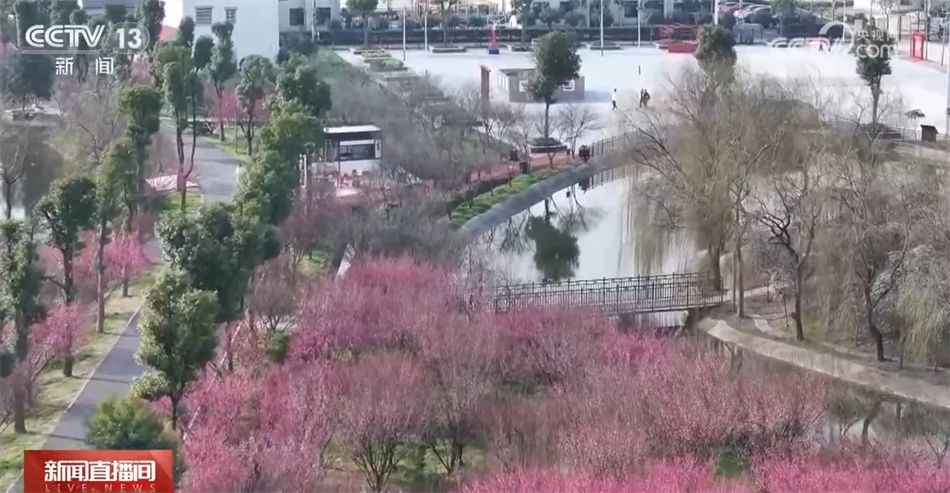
(737, 5, 768, 20)
(719, 2, 742, 14)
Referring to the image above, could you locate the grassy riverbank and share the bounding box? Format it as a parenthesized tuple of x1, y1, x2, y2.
(450, 169, 558, 228)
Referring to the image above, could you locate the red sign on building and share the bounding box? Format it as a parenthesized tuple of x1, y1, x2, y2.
(24, 450, 174, 493)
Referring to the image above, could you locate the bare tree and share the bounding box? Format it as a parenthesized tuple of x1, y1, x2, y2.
(0, 122, 33, 219)
(52, 77, 126, 170)
(627, 67, 793, 309)
(555, 103, 603, 155)
(747, 149, 828, 340)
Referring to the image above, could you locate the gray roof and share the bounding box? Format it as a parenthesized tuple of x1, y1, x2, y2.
(80, 0, 141, 11)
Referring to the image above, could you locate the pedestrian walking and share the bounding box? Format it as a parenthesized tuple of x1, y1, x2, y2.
(611, 88, 618, 110)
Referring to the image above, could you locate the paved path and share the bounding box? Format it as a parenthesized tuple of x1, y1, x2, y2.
(162, 123, 243, 204)
(4, 128, 242, 493)
(697, 315, 950, 412)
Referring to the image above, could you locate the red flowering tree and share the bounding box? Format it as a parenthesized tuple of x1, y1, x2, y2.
(459, 458, 749, 493)
(248, 255, 298, 337)
(753, 448, 950, 493)
(496, 307, 610, 388)
(292, 258, 462, 360)
(106, 231, 149, 297)
(182, 362, 338, 492)
(339, 354, 433, 492)
(42, 303, 86, 377)
(280, 181, 337, 269)
(415, 307, 499, 475)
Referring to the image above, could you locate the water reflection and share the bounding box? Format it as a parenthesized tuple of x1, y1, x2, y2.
(525, 201, 580, 282)
(474, 171, 697, 284)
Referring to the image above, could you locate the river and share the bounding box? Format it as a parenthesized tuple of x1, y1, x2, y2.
(471, 168, 699, 285)
(472, 165, 950, 452)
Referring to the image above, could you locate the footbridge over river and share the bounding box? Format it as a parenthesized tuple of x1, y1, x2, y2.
(494, 273, 725, 315)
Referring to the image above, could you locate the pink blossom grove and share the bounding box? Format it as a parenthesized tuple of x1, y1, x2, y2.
(177, 258, 950, 492)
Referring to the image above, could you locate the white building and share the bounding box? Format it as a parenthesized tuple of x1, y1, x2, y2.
(79, 0, 140, 16)
(279, 0, 341, 38)
(162, 1, 281, 61)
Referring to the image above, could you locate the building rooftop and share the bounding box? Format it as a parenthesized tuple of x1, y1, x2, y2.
(325, 125, 382, 135)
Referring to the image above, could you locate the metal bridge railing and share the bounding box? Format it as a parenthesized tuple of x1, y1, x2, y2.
(494, 272, 723, 315)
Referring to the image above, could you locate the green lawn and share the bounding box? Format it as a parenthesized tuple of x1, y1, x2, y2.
(450, 169, 558, 228)
(298, 249, 331, 276)
(160, 190, 203, 218)
(0, 272, 156, 491)
(209, 131, 252, 164)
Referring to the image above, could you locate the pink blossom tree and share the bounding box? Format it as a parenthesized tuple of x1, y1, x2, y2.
(415, 309, 499, 476)
(182, 362, 338, 492)
(292, 258, 462, 360)
(496, 307, 610, 388)
(459, 458, 749, 493)
(753, 449, 950, 493)
(339, 354, 433, 492)
(281, 179, 336, 269)
(106, 231, 149, 297)
(42, 303, 86, 377)
(248, 255, 298, 337)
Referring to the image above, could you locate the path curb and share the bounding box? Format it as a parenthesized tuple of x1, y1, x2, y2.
(2, 306, 143, 493)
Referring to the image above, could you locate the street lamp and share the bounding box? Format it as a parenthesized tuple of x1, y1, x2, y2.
(402, 5, 407, 60)
(637, 0, 641, 47)
(424, 0, 429, 52)
(600, 0, 604, 56)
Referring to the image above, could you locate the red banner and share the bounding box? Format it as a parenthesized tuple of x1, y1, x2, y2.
(24, 450, 174, 493)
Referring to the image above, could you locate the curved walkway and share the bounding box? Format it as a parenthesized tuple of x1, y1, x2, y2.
(698, 316, 950, 412)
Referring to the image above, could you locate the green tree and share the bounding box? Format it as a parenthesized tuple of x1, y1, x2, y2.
(37, 177, 97, 304)
(346, 0, 378, 47)
(138, 0, 165, 53)
(104, 3, 126, 24)
(235, 150, 301, 226)
(208, 22, 237, 142)
(434, 0, 459, 46)
(158, 203, 269, 321)
(771, 0, 796, 33)
(512, 0, 531, 43)
(853, 31, 893, 127)
(259, 106, 323, 162)
(0, 0, 55, 110)
(178, 36, 213, 211)
(528, 32, 580, 149)
(0, 53, 55, 110)
(540, 6, 562, 28)
(155, 46, 195, 211)
(236, 55, 274, 156)
(274, 54, 331, 118)
(119, 86, 163, 233)
(50, 0, 78, 24)
(176, 15, 195, 47)
(694, 24, 737, 85)
(588, 0, 614, 27)
(0, 220, 45, 433)
(88, 396, 177, 450)
(134, 268, 217, 430)
(94, 139, 135, 332)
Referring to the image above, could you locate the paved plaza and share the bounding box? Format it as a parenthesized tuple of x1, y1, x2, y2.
(346, 46, 950, 141)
